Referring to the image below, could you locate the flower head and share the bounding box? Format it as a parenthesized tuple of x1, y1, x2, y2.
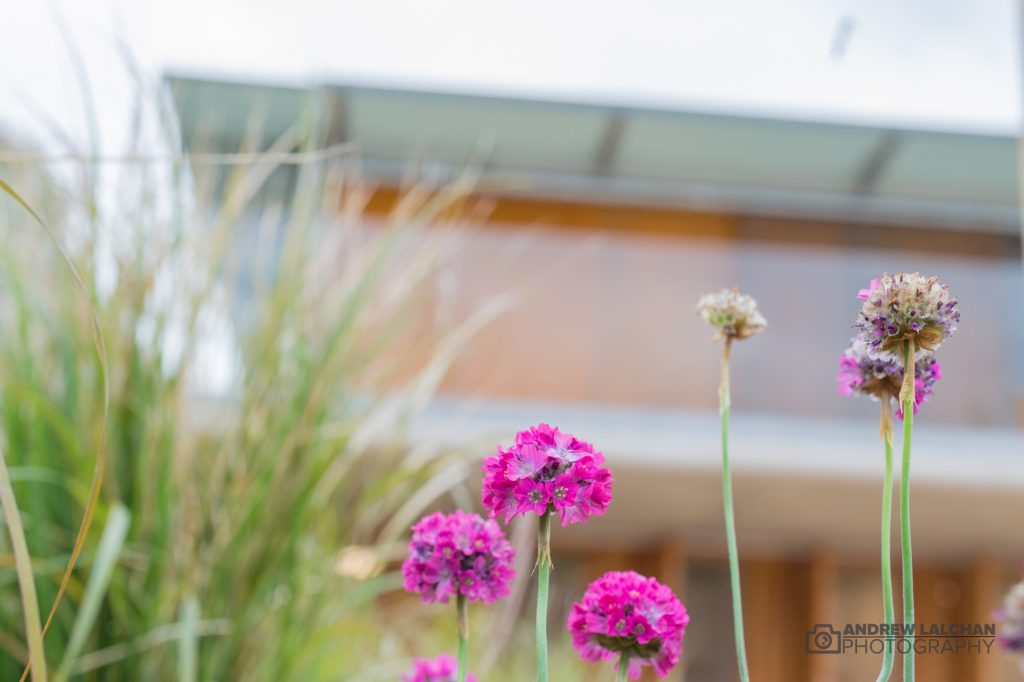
(567, 570, 689, 679)
(836, 337, 941, 418)
(481, 424, 613, 526)
(696, 288, 766, 341)
(995, 580, 1024, 654)
(854, 273, 959, 358)
(401, 653, 477, 682)
(402, 510, 515, 604)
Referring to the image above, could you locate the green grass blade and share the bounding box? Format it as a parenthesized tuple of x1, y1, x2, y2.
(177, 596, 200, 682)
(0, 178, 110, 682)
(0, 445, 48, 681)
(55, 504, 131, 681)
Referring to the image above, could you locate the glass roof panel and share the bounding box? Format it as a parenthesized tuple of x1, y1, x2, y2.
(170, 78, 305, 150)
(169, 76, 1020, 228)
(345, 89, 607, 173)
(614, 113, 885, 194)
(874, 133, 1017, 204)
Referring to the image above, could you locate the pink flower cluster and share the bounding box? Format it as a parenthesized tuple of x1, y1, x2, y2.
(402, 510, 515, 604)
(481, 424, 613, 526)
(995, 580, 1024, 654)
(401, 654, 477, 682)
(836, 337, 942, 419)
(567, 571, 689, 679)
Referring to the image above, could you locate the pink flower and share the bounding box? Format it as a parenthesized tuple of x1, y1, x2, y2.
(547, 473, 578, 512)
(857, 278, 881, 299)
(401, 653, 477, 682)
(481, 453, 517, 522)
(517, 423, 594, 462)
(506, 444, 548, 480)
(836, 355, 861, 397)
(514, 478, 550, 516)
(402, 510, 515, 605)
(481, 424, 613, 526)
(557, 457, 613, 525)
(836, 338, 942, 420)
(567, 571, 689, 679)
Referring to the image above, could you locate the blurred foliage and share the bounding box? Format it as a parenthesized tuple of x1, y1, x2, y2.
(0, 85, 520, 679)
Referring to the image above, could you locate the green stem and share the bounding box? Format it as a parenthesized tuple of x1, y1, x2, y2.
(456, 593, 468, 682)
(877, 402, 896, 682)
(0, 446, 48, 682)
(615, 655, 629, 682)
(536, 511, 551, 682)
(900, 341, 915, 682)
(720, 338, 750, 682)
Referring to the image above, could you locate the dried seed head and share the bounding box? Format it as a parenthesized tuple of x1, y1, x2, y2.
(697, 288, 766, 341)
(855, 273, 959, 359)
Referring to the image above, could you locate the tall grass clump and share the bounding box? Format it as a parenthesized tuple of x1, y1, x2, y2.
(0, 80, 504, 679)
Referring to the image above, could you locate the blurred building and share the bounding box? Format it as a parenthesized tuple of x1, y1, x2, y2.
(172, 76, 1024, 681)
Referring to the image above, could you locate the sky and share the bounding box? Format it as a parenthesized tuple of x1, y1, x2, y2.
(0, 0, 1022, 156)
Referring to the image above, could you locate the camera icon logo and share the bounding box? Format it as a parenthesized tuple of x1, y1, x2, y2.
(806, 624, 843, 654)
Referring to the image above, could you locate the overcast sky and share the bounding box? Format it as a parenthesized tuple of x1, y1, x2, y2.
(1, 0, 1021, 155)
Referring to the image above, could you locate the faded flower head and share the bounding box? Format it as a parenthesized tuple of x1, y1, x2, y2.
(402, 510, 515, 605)
(567, 570, 689, 679)
(697, 288, 766, 341)
(855, 273, 959, 358)
(401, 653, 477, 682)
(836, 337, 941, 418)
(481, 424, 613, 527)
(995, 580, 1024, 654)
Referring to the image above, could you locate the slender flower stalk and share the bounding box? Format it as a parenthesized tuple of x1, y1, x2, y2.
(616, 656, 630, 682)
(535, 511, 552, 682)
(456, 595, 468, 682)
(877, 401, 896, 682)
(900, 341, 915, 682)
(719, 337, 750, 682)
(481, 424, 613, 682)
(698, 288, 764, 682)
(836, 333, 943, 682)
(850, 272, 959, 682)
